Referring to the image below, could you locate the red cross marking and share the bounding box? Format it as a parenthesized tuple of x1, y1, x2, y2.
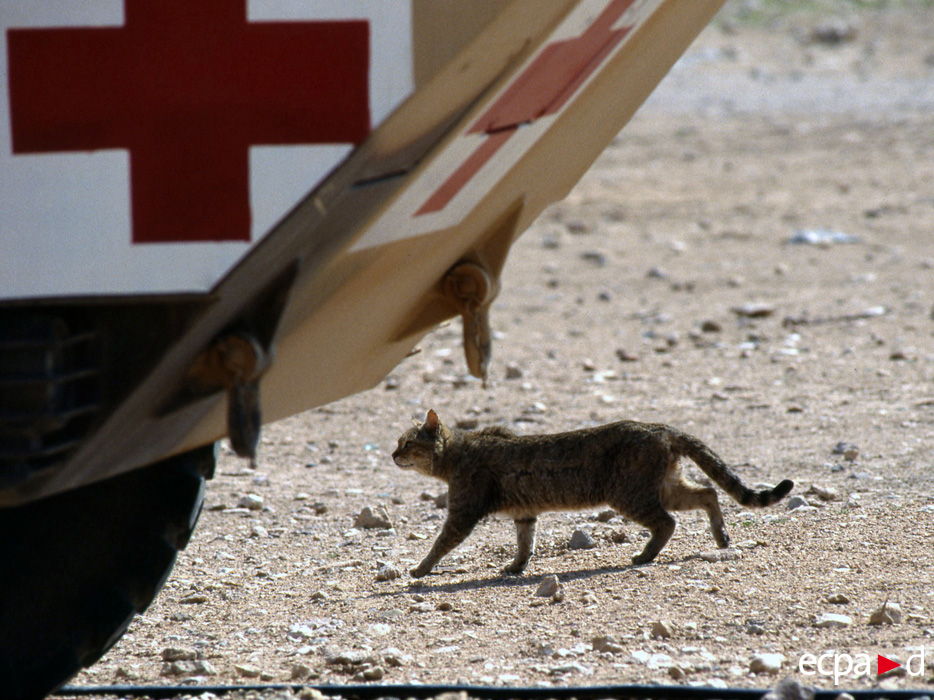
(416, 0, 635, 217)
(7, 1, 370, 244)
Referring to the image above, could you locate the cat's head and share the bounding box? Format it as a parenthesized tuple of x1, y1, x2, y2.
(392, 409, 449, 476)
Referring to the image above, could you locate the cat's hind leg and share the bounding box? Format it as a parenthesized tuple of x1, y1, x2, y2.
(411, 510, 481, 578)
(503, 517, 537, 575)
(615, 499, 676, 565)
(662, 479, 730, 548)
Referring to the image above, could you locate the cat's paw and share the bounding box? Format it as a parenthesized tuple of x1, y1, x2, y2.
(715, 531, 731, 549)
(409, 565, 431, 578)
(502, 562, 527, 576)
(631, 552, 655, 566)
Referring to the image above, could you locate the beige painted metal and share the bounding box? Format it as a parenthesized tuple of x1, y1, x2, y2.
(176, 0, 725, 452)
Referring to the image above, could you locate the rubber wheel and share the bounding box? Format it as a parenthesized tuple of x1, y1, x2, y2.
(0, 445, 216, 700)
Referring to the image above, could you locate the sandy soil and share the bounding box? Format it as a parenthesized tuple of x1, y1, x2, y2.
(65, 1, 934, 697)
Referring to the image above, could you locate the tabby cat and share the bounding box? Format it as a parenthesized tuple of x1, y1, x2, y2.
(392, 410, 793, 577)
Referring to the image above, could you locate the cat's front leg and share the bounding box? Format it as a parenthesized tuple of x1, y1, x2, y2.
(503, 516, 537, 575)
(411, 511, 480, 578)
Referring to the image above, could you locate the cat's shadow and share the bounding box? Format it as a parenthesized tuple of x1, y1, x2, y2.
(367, 553, 697, 597)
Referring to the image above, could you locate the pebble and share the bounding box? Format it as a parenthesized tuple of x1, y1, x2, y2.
(354, 505, 393, 530)
(647, 653, 674, 670)
(596, 509, 617, 522)
(325, 649, 377, 667)
(651, 620, 673, 639)
(161, 646, 198, 662)
(238, 493, 264, 511)
(762, 679, 815, 700)
(788, 229, 859, 246)
(505, 363, 523, 380)
(826, 592, 851, 605)
(731, 302, 776, 318)
(581, 251, 608, 267)
(291, 663, 314, 681)
(786, 495, 810, 510)
(806, 484, 840, 501)
(869, 601, 902, 625)
(581, 591, 600, 606)
(591, 635, 624, 654)
(750, 653, 785, 675)
(814, 612, 852, 628)
(698, 549, 741, 563)
(535, 575, 562, 598)
(568, 529, 596, 550)
(615, 348, 639, 362)
(381, 647, 412, 667)
(832, 441, 860, 459)
(375, 564, 401, 582)
(161, 659, 217, 677)
(234, 663, 261, 678)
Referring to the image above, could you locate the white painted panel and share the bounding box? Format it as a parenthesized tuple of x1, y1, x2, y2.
(0, 0, 413, 300)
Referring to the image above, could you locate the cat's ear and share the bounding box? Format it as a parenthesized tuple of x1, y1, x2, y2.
(424, 409, 441, 433)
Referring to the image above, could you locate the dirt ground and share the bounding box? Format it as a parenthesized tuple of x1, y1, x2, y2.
(66, 1, 934, 696)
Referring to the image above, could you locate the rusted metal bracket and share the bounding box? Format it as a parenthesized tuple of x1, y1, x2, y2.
(442, 261, 500, 386)
(187, 333, 269, 465)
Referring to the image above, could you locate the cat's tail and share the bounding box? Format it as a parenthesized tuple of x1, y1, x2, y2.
(672, 432, 794, 507)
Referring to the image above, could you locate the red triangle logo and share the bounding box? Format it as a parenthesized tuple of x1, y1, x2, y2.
(878, 654, 901, 675)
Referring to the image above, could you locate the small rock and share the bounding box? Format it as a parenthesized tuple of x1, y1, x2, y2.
(325, 649, 374, 667)
(750, 653, 785, 675)
(826, 592, 851, 605)
(381, 647, 412, 667)
(868, 601, 902, 625)
(788, 229, 859, 246)
(581, 251, 608, 267)
(291, 663, 314, 681)
(596, 509, 617, 522)
(701, 320, 722, 333)
(581, 591, 599, 606)
(814, 612, 852, 629)
(114, 666, 140, 681)
(806, 484, 840, 501)
(809, 20, 858, 45)
(698, 548, 741, 563)
(535, 575, 561, 598)
(161, 647, 197, 662)
(298, 689, 328, 700)
(615, 348, 639, 362)
(668, 665, 687, 680)
(376, 564, 401, 582)
(831, 441, 859, 460)
(409, 602, 434, 613)
(234, 663, 261, 679)
(651, 620, 673, 639)
(161, 659, 217, 677)
(568, 529, 596, 550)
(731, 302, 776, 318)
(360, 665, 384, 681)
(505, 363, 523, 380)
(786, 495, 810, 510)
(762, 679, 814, 700)
(250, 524, 268, 538)
(591, 635, 624, 654)
(647, 653, 673, 670)
(354, 505, 393, 530)
(238, 493, 264, 511)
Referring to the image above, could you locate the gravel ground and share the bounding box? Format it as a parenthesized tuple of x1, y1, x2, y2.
(62, 2, 934, 698)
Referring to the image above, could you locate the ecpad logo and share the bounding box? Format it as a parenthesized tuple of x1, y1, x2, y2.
(799, 648, 927, 685)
